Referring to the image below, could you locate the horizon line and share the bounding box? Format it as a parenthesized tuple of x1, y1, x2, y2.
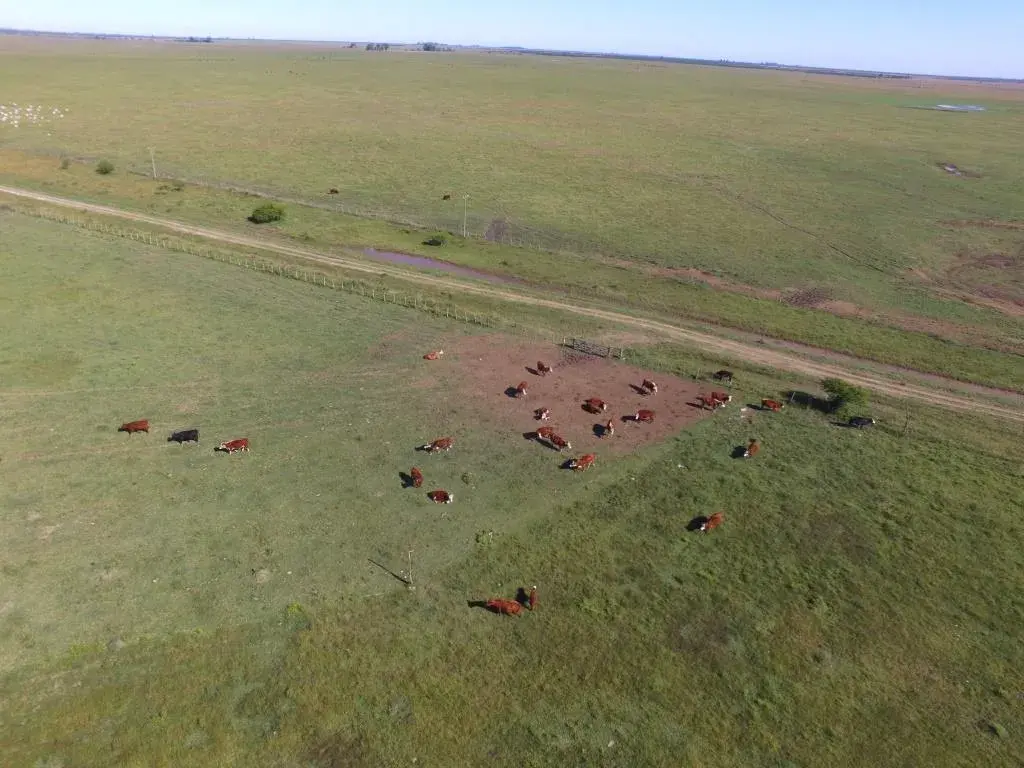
(1, 26, 1021, 83)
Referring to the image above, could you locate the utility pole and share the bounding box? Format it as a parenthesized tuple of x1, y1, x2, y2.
(149, 147, 157, 179)
(462, 194, 469, 238)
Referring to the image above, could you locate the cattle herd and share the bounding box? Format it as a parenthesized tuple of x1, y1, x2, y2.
(115, 356, 874, 619)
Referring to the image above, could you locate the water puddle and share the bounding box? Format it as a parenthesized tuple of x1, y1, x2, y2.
(362, 248, 522, 285)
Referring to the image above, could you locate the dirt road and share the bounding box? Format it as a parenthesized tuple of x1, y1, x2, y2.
(2, 184, 1022, 423)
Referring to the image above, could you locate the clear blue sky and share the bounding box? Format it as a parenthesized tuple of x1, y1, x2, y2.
(4, 0, 1021, 78)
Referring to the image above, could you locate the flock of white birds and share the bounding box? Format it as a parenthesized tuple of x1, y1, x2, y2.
(0, 103, 67, 130)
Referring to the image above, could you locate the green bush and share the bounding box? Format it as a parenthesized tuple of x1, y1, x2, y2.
(59, 156, 71, 170)
(95, 159, 115, 175)
(423, 232, 448, 247)
(248, 203, 285, 224)
(821, 378, 869, 417)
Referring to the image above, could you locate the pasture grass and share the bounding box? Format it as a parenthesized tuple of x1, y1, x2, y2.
(2, 167, 1023, 392)
(1, 39, 1022, 385)
(1, 217, 1023, 766)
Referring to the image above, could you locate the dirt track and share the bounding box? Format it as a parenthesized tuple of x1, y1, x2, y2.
(2, 184, 1022, 424)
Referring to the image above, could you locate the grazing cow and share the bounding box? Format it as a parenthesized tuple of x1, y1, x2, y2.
(584, 398, 608, 414)
(428, 489, 453, 504)
(700, 512, 725, 533)
(410, 467, 424, 488)
(168, 428, 199, 444)
(848, 416, 876, 429)
(218, 438, 249, 454)
(514, 381, 529, 398)
(423, 350, 444, 361)
(633, 409, 655, 423)
(712, 370, 734, 383)
(697, 394, 718, 410)
(761, 399, 785, 412)
(442, 193, 451, 200)
(534, 407, 551, 421)
(641, 379, 658, 395)
(603, 419, 615, 438)
(536, 361, 552, 376)
(118, 419, 150, 435)
(711, 391, 732, 407)
(486, 598, 522, 616)
(743, 439, 760, 459)
(421, 437, 455, 453)
(528, 586, 538, 611)
(569, 453, 596, 471)
(328, 188, 339, 194)
(536, 426, 555, 440)
(549, 433, 572, 452)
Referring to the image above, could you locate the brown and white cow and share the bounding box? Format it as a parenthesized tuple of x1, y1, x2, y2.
(428, 489, 453, 504)
(603, 419, 615, 438)
(218, 438, 249, 454)
(534, 407, 551, 421)
(569, 453, 596, 471)
(633, 409, 655, 423)
(423, 350, 444, 361)
(536, 426, 555, 440)
(514, 381, 529, 398)
(410, 467, 424, 488)
(584, 398, 608, 414)
(536, 361, 552, 376)
(118, 419, 150, 435)
(743, 439, 760, 459)
(548, 433, 572, 452)
(486, 598, 522, 616)
(761, 399, 784, 412)
(711, 391, 732, 407)
(421, 437, 455, 453)
(641, 379, 658, 395)
(528, 586, 538, 611)
(700, 512, 724, 533)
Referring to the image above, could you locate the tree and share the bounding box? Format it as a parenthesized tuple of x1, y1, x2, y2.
(821, 378, 868, 417)
(95, 159, 115, 175)
(248, 203, 285, 224)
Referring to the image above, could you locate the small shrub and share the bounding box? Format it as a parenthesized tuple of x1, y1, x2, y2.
(821, 378, 868, 418)
(423, 232, 448, 247)
(95, 159, 115, 175)
(59, 156, 70, 170)
(248, 203, 285, 224)
(171, 180, 185, 192)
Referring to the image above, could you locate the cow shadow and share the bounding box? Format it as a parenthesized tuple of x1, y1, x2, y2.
(213, 445, 230, 454)
(515, 587, 530, 606)
(522, 431, 539, 441)
(560, 459, 576, 470)
(504, 387, 521, 399)
(687, 516, 709, 532)
(620, 414, 636, 424)
(629, 383, 648, 396)
(687, 400, 708, 410)
(467, 600, 501, 614)
(747, 403, 767, 411)
(414, 444, 431, 453)
(526, 367, 540, 376)
(582, 404, 602, 415)
(593, 423, 609, 438)
(730, 445, 748, 459)
(399, 471, 416, 488)
(785, 390, 831, 414)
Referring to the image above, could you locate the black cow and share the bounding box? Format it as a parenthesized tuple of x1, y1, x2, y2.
(168, 428, 200, 444)
(848, 417, 876, 429)
(328, 188, 339, 194)
(712, 370, 734, 383)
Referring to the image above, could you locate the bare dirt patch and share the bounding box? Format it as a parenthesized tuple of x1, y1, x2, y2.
(447, 336, 710, 455)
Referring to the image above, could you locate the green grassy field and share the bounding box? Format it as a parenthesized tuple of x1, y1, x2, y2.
(2, 215, 1022, 766)
(1, 38, 1022, 390)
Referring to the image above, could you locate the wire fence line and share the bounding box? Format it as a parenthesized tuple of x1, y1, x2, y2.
(126, 165, 606, 255)
(14, 204, 630, 361)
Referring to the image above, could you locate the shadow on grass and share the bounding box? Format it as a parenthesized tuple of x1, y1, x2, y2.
(687, 516, 709, 532)
(785, 390, 832, 414)
(629, 383, 649, 396)
(504, 386, 522, 399)
(399, 471, 416, 488)
(730, 445, 748, 460)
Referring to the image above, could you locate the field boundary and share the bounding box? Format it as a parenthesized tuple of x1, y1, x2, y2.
(2, 185, 1022, 422)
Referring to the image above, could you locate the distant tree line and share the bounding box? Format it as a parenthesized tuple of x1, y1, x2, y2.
(179, 36, 213, 43)
(365, 43, 391, 51)
(421, 42, 451, 52)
